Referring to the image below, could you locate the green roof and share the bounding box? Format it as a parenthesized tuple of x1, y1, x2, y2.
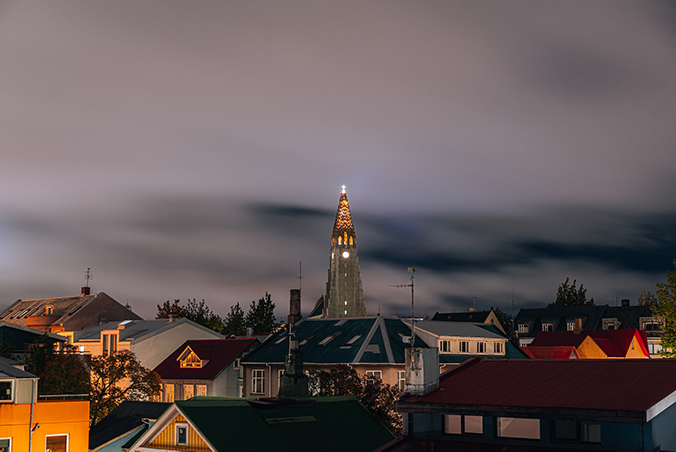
(243, 317, 429, 365)
(175, 396, 395, 452)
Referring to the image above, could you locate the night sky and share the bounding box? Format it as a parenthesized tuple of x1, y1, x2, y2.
(1, 1, 676, 320)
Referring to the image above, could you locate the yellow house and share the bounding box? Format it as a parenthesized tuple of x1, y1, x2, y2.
(0, 358, 89, 452)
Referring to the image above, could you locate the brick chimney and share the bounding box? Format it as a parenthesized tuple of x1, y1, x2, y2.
(81, 286, 91, 296)
(573, 318, 583, 334)
(288, 289, 302, 327)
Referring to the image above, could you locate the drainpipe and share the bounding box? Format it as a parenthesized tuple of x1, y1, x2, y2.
(266, 364, 272, 397)
(28, 379, 36, 452)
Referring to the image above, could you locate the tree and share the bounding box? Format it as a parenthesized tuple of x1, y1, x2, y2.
(652, 259, 676, 358)
(223, 302, 247, 336)
(308, 365, 401, 435)
(638, 291, 658, 306)
(548, 278, 594, 307)
(245, 292, 280, 334)
(87, 350, 161, 426)
(156, 299, 187, 319)
(0, 341, 14, 360)
(25, 336, 89, 395)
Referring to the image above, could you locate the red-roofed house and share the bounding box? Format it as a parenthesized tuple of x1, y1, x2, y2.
(528, 329, 650, 359)
(522, 345, 579, 359)
(389, 358, 676, 451)
(154, 338, 260, 402)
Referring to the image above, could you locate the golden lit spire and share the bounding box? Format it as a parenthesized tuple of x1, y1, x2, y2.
(332, 187, 354, 237)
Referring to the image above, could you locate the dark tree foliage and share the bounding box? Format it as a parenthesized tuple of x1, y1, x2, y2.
(638, 291, 658, 306)
(245, 292, 280, 334)
(652, 259, 676, 358)
(223, 302, 247, 336)
(308, 365, 401, 435)
(548, 278, 595, 307)
(87, 350, 161, 426)
(489, 306, 511, 333)
(25, 336, 89, 395)
(0, 341, 15, 359)
(156, 299, 187, 319)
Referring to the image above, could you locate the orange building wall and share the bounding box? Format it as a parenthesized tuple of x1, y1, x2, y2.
(0, 400, 89, 452)
(625, 336, 649, 358)
(148, 414, 210, 451)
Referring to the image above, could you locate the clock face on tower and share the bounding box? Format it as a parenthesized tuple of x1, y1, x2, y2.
(342, 251, 350, 258)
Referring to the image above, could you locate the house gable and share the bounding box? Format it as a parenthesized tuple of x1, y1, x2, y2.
(576, 336, 607, 359)
(140, 411, 212, 451)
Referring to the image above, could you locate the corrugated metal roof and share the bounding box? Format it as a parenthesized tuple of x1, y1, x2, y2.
(154, 338, 258, 380)
(416, 321, 505, 339)
(243, 317, 428, 365)
(74, 318, 222, 343)
(403, 359, 676, 413)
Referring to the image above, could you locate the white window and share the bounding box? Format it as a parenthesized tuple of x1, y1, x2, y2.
(196, 385, 207, 396)
(164, 384, 174, 403)
(464, 415, 483, 434)
(542, 323, 552, 332)
(477, 342, 487, 354)
(439, 340, 451, 353)
(518, 323, 528, 333)
(459, 341, 469, 353)
(175, 424, 188, 446)
(183, 384, 194, 400)
(252, 369, 265, 394)
(365, 370, 382, 380)
(398, 371, 405, 392)
(0, 438, 11, 452)
(46, 434, 68, 452)
(567, 322, 575, 331)
(497, 417, 540, 439)
(494, 342, 505, 354)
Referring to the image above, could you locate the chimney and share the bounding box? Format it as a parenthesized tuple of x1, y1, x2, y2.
(81, 286, 90, 296)
(404, 347, 440, 395)
(169, 315, 173, 322)
(573, 318, 583, 335)
(622, 299, 630, 307)
(288, 289, 302, 327)
(469, 307, 476, 313)
(278, 349, 309, 399)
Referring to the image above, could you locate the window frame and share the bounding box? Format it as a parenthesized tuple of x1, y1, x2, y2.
(183, 384, 194, 400)
(175, 423, 189, 446)
(542, 323, 553, 332)
(252, 369, 266, 395)
(0, 437, 11, 452)
(196, 384, 207, 396)
(164, 384, 175, 403)
(439, 339, 451, 353)
(518, 323, 528, 333)
(458, 341, 470, 353)
(477, 341, 487, 354)
(496, 417, 540, 440)
(365, 370, 382, 380)
(45, 434, 69, 452)
(494, 342, 505, 355)
(397, 371, 405, 392)
(443, 415, 483, 436)
(0, 380, 13, 403)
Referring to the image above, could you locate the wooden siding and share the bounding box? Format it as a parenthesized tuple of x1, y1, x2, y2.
(147, 414, 211, 451)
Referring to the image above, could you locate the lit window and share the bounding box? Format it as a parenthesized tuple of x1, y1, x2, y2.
(175, 424, 188, 446)
(398, 371, 405, 391)
(45, 434, 68, 452)
(344, 310, 347, 315)
(439, 340, 451, 353)
(518, 323, 528, 333)
(349, 237, 353, 245)
(102, 334, 109, 356)
(178, 348, 202, 368)
(365, 370, 382, 379)
(477, 342, 487, 354)
(494, 342, 505, 354)
(338, 236, 342, 245)
(459, 341, 469, 353)
(165, 384, 174, 403)
(196, 385, 207, 396)
(344, 232, 348, 243)
(184, 384, 194, 400)
(497, 417, 540, 439)
(464, 415, 483, 434)
(542, 323, 552, 332)
(111, 335, 118, 353)
(567, 322, 575, 331)
(252, 369, 265, 394)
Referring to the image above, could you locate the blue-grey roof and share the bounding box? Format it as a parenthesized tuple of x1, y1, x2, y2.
(515, 305, 607, 338)
(0, 359, 37, 379)
(415, 321, 506, 339)
(243, 316, 429, 365)
(73, 318, 223, 343)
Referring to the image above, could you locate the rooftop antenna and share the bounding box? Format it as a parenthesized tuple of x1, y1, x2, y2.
(472, 296, 476, 311)
(84, 267, 93, 288)
(298, 261, 303, 292)
(391, 268, 416, 348)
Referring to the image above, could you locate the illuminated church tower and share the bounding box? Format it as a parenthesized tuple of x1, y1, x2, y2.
(323, 186, 367, 318)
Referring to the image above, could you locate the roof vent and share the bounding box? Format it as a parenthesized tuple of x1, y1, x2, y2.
(621, 299, 630, 307)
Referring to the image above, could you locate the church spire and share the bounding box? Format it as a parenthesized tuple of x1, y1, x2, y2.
(324, 186, 367, 318)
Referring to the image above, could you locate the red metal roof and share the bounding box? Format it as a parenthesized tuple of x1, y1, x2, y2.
(522, 346, 578, 359)
(529, 328, 650, 358)
(154, 338, 258, 381)
(402, 358, 676, 413)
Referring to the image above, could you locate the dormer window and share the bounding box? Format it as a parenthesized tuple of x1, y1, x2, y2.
(542, 323, 553, 332)
(45, 305, 54, 315)
(178, 347, 202, 368)
(518, 323, 528, 333)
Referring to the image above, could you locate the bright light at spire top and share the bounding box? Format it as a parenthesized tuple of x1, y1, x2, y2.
(341, 185, 346, 194)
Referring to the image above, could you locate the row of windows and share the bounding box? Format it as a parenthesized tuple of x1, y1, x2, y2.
(331, 234, 354, 246)
(444, 415, 601, 443)
(252, 369, 407, 395)
(520, 319, 664, 334)
(0, 435, 69, 452)
(439, 340, 505, 355)
(163, 383, 207, 402)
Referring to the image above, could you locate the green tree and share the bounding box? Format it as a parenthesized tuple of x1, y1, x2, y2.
(652, 259, 676, 357)
(223, 302, 247, 336)
(245, 292, 280, 334)
(156, 299, 187, 319)
(638, 291, 658, 306)
(0, 341, 15, 359)
(25, 336, 89, 395)
(87, 350, 161, 426)
(548, 278, 595, 307)
(308, 365, 401, 435)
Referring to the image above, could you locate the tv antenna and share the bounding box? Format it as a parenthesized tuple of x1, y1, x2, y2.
(298, 261, 303, 292)
(84, 267, 93, 287)
(391, 267, 417, 347)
